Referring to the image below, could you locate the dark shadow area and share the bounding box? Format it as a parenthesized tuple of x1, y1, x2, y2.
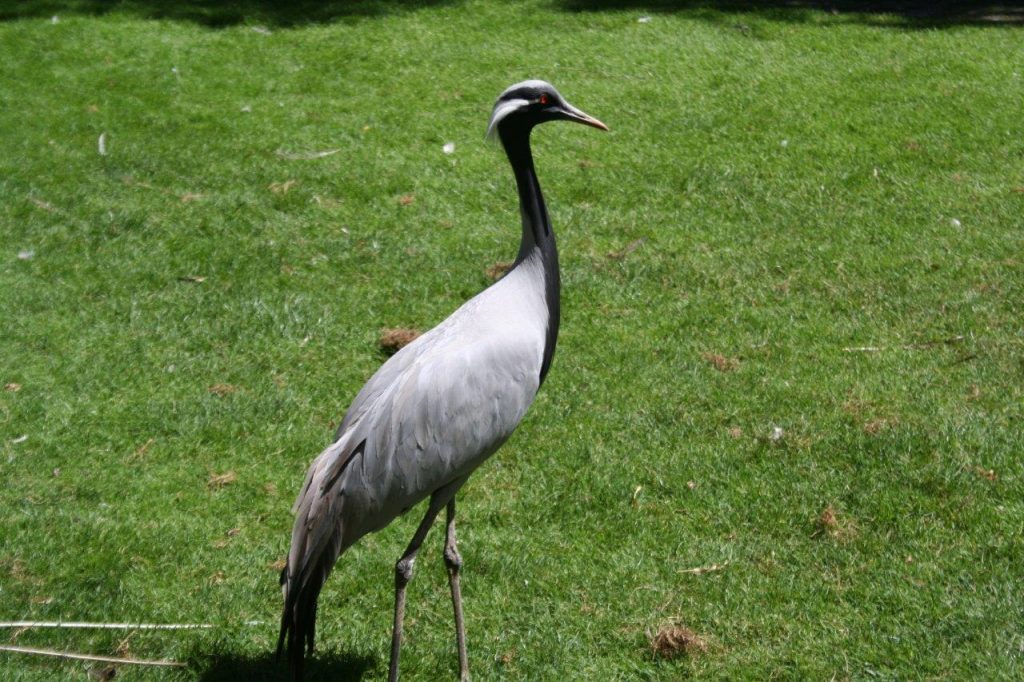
(559, 1, 1024, 27)
(3, 0, 1019, 27)
(0, 0, 457, 27)
(196, 650, 375, 682)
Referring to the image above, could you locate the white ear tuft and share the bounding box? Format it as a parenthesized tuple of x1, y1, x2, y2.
(485, 98, 529, 141)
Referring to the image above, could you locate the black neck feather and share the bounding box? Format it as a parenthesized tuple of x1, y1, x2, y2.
(500, 124, 560, 386)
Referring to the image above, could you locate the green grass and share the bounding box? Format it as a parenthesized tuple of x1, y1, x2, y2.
(2, 1, 1023, 679)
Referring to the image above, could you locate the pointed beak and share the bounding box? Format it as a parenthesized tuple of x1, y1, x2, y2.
(559, 102, 609, 132)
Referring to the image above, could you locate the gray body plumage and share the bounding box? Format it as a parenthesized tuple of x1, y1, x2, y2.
(287, 252, 547, 579)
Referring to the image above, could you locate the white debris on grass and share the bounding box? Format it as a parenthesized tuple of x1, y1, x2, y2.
(98, 132, 107, 155)
(442, 142, 455, 154)
(276, 148, 342, 160)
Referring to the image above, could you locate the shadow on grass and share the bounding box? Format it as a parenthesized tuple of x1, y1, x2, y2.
(0, 0, 458, 27)
(196, 650, 375, 682)
(558, 1, 1024, 27)
(3, 0, 1022, 27)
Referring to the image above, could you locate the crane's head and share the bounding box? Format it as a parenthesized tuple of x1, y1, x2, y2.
(486, 80, 608, 141)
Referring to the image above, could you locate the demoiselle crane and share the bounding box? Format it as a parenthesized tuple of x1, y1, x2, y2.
(278, 80, 607, 681)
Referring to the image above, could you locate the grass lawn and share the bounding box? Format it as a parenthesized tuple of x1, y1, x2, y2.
(2, 1, 1023, 679)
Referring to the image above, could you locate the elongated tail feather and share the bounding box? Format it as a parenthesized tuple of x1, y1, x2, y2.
(277, 564, 325, 680)
(278, 522, 344, 680)
(278, 435, 362, 680)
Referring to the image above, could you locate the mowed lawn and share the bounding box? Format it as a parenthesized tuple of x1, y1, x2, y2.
(1, 1, 1022, 679)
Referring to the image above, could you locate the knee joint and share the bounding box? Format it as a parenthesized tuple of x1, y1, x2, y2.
(444, 546, 462, 571)
(395, 557, 415, 585)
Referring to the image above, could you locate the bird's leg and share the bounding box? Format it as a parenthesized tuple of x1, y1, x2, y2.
(444, 498, 470, 681)
(389, 500, 443, 682)
(388, 477, 468, 682)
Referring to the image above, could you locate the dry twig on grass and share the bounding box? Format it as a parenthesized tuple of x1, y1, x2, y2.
(678, 560, 729, 575)
(0, 644, 185, 668)
(0, 621, 212, 630)
(275, 148, 342, 160)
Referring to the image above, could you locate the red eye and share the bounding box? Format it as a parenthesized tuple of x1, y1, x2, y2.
(538, 94, 549, 105)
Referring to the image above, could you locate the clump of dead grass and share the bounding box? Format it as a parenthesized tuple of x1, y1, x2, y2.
(973, 466, 998, 481)
(648, 622, 708, 659)
(700, 352, 739, 372)
(814, 504, 858, 541)
(208, 383, 238, 397)
(379, 328, 421, 354)
(607, 238, 645, 260)
(207, 470, 237, 490)
(485, 261, 512, 280)
(863, 416, 897, 435)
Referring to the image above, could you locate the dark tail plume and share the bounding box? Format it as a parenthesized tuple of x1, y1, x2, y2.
(277, 562, 326, 681)
(278, 435, 358, 680)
